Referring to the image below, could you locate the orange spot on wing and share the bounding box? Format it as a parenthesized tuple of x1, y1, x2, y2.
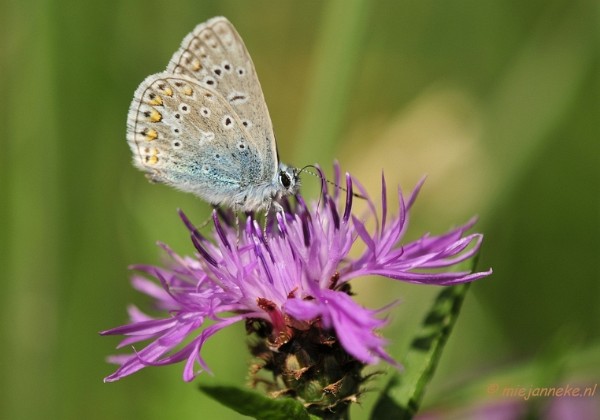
(149, 109, 162, 122)
(149, 95, 163, 106)
(191, 59, 202, 72)
(145, 128, 158, 141)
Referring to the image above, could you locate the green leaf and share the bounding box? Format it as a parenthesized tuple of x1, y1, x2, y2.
(199, 384, 319, 420)
(370, 259, 477, 419)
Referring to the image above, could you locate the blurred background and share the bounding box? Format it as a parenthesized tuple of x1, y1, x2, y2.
(1, 0, 598, 418)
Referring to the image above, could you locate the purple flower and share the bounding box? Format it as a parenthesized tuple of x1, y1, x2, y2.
(102, 166, 491, 384)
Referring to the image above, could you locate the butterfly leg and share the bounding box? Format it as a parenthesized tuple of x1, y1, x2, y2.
(271, 201, 284, 214)
(235, 212, 241, 245)
(262, 202, 271, 238)
(197, 206, 219, 230)
(262, 201, 285, 238)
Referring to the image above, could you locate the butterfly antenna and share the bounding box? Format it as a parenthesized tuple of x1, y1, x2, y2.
(298, 165, 365, 199)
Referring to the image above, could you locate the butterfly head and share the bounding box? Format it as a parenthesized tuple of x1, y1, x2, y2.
(277, 163, 300, 197)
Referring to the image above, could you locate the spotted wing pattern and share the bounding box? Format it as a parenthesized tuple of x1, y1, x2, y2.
(126, 17, 279, 208)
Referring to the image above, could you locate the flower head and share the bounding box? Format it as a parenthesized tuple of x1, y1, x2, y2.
(102, 165, 491, 411)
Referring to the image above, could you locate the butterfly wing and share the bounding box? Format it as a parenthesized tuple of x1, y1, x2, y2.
(166, 17, 278, 182)
(126, 73, 266, 207)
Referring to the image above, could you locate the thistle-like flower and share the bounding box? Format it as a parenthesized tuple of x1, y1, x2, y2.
(102, 166, 491, 416)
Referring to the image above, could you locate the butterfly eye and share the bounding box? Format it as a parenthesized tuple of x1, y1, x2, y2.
(279, 171, 292, 189)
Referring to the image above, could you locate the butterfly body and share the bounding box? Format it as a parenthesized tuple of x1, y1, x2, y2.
(127, 17, 299, 212)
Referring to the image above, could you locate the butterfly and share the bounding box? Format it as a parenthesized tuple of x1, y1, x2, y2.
(126, 17, 299, 214)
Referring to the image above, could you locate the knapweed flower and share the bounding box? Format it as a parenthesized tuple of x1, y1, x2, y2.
(102, 166, 491, 415)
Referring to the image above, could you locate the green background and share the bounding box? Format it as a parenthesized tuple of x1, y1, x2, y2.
(1, 0, 598, 418)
